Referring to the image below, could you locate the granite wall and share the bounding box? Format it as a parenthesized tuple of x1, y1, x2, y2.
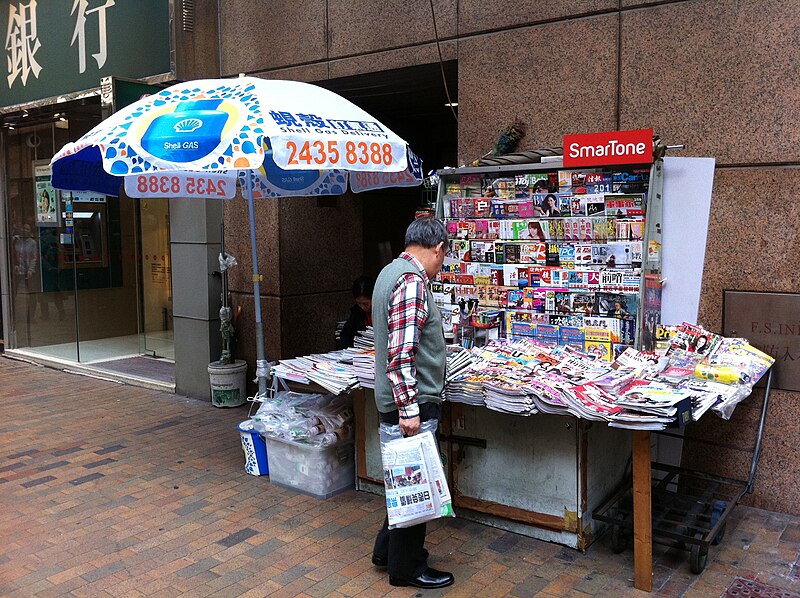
(216, 0, 800, 513)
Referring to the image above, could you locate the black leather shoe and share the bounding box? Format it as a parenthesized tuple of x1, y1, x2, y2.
(389, 567, 454, 589)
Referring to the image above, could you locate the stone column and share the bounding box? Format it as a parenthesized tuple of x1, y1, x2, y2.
(170, 197, 223, 400)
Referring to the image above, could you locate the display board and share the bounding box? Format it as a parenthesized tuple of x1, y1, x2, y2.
(435, 162, 654, 361)
(660, 157, 716, 326)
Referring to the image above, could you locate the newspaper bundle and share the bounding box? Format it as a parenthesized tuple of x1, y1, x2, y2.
(380, 426, 454, 529)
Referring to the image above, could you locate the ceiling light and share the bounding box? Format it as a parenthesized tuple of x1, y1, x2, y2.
(444, 102, 458, 107)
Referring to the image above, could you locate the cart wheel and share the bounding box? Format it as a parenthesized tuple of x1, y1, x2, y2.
(611, 524, 627, 553)
(712, 522, 726, 546)
(690, 543, 708, 574)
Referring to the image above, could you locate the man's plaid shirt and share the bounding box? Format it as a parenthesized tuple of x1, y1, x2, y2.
(386, 252, 430, 419)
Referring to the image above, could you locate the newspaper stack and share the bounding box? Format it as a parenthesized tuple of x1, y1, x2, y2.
(606, 380, 692, 430)
(528, 373, 575, 416)
(561, 383, 623, 422)
(293, 354, 359, 395)
(446, 347, 476, 383)
(270, 358, 314, 385)
(352, 349, 376, 389)
(352, 326, 375, 351)
(444, 372, 487, 406)
(483, 372, 538, 415)
(270, 321, 775, 428)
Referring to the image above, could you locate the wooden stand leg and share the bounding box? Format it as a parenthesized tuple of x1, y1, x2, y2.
(632, 430, 653, 592)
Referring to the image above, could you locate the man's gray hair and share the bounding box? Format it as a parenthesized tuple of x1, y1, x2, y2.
(405, 216, 449, 249)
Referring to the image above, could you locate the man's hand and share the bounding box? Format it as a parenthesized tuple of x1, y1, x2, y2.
(400, 415, 420, 437)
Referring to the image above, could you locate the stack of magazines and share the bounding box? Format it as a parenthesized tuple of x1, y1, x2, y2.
(269, 321, 774, 429)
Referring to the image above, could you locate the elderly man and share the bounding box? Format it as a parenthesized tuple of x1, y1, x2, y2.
(370, 216, 454, 590)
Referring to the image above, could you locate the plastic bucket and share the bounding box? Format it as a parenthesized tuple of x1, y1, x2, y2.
(238, 420, 269, 476)
(208, 360, 247, 407)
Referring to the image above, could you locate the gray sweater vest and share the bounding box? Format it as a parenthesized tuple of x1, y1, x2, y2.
(372, 257, 446, 413)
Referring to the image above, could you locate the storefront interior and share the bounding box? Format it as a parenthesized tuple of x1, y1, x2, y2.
(1, 98, 174, 384)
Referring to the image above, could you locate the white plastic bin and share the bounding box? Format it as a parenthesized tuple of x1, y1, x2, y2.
(265, 437, 354, 499)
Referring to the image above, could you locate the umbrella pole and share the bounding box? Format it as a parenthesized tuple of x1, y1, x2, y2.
(245, 171, 268, 396)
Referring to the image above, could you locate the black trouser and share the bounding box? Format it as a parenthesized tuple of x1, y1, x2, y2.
(373, 402, 441, 579)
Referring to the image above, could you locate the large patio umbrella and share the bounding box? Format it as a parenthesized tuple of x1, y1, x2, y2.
(51, 76, 422, 395)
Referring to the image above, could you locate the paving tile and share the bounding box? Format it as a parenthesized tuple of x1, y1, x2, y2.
(20, 475, 56, 488)
(94, 444, 126, 455)
(6, 449, 41, 459)
(2, 359, 799, 598)
(69, 472, 105, 485)
(780, 524, 800, 545)
(83, 458, 117, 469)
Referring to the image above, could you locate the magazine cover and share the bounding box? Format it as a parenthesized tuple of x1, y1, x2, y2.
(460, 174, 483, 197)
(557, 192, 573, 217)
(471, 240, 495, 263)
(571, 293, 596, 315)
(604, 193, 645, 216)
(595, 292, 639, 320)
(584, 172, 613, 194)
(604, 241, 636, 268)
(492, 178, 516, 199)
(582, 194, 606, 217)
(504, 243, 521, 264)
(559, 326, 585, 349)
(612, 169, 650, 194)
(545, 243, 561, 267)
(473, 197, 492, 218)
(669, 322, 722, 356)
(551, 314, 583, 327)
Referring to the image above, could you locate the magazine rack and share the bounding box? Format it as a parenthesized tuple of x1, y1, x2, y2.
(592, 368, 774, 574)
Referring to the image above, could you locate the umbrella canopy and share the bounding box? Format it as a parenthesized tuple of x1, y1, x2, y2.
(50, 76, 423, 394)
(52, 76, 422, 196)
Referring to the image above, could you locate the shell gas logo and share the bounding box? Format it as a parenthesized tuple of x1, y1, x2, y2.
(173, 118, 203, 133)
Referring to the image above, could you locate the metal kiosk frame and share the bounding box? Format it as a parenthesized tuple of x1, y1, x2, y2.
(592, 368, 774, 574)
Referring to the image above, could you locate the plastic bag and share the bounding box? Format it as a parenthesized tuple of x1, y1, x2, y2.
(218, 252, 238, 272)
(379, 421, 454, 528)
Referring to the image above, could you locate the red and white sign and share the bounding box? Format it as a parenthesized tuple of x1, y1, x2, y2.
(124, 172, 237, 199)
(563, 129, 653, 167)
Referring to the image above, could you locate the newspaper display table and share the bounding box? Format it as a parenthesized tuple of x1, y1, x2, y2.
(353, 388, 631, 550)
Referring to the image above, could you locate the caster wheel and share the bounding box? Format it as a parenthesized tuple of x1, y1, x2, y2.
(690, 542, 708, 574)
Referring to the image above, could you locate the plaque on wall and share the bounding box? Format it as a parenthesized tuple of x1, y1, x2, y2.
(723, 290, 800, 392)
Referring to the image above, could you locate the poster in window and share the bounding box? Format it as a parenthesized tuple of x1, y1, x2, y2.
(33, 160, 58, 227)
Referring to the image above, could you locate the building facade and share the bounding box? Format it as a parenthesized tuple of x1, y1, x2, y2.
(0, 0, 223, 398)
(211, 1, 800, 514)
(2, 1, 797, 514)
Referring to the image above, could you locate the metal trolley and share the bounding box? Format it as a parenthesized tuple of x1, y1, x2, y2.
(592, 369, 774, 573)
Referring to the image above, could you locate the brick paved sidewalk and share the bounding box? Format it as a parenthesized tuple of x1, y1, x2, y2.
(1, 356, 798, 598)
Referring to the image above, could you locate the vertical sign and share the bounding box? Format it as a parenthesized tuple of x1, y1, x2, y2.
(32, 159, 57, 226)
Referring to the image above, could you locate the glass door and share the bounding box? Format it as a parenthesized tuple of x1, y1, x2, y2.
(136, 198, 173, 359)
(5, 122, 79, 361)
